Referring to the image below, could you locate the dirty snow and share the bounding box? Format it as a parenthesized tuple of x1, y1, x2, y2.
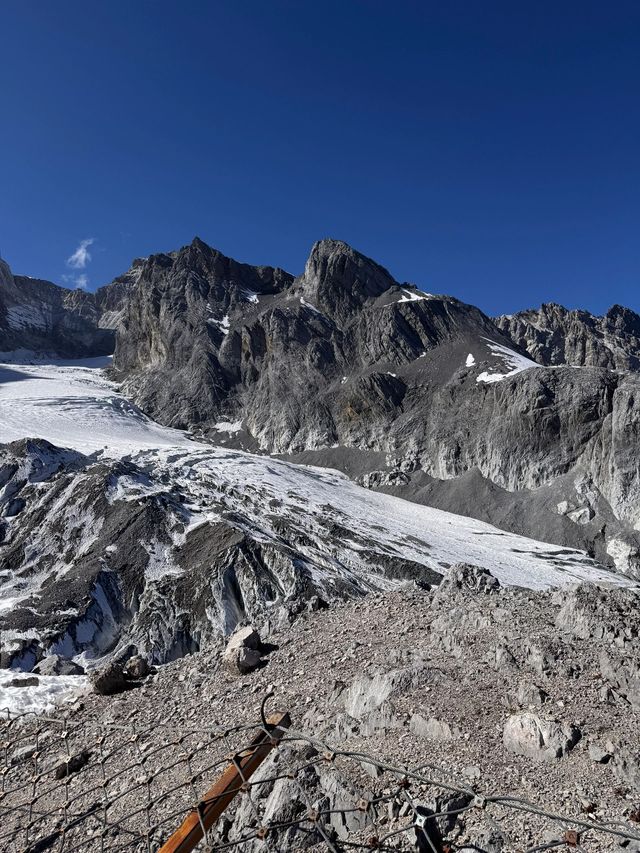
(0, 357, 194, 456)
(476, 339, 541, 383)
(213, 419, 243, 434)
(397, 289, 433, 303)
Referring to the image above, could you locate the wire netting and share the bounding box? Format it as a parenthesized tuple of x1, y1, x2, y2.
(2, 698, 640, 853)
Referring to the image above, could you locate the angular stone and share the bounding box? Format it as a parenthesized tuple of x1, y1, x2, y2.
(90, 661, 127, 696)
(9, 676, 39, 688)
(123, 655, 150, 680)
(409, 714, 461, 741)
(588, 743, 611, 764)
(503, 712, 581, 762)
(516, 681, 548, 708)
(224, 646, 262, 674)
(226, 626, 261, 652)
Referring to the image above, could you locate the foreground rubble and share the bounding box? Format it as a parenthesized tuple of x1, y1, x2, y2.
(2, 566, 640, 851)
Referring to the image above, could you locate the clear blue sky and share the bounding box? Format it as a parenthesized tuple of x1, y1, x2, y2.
(1, 1, 639, 315)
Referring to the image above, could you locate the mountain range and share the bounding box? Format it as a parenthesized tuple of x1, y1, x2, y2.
(1, 237, 639, 673)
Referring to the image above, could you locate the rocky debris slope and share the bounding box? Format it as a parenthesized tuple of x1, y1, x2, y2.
(0, 257, 134, 357)
(496, 303, 640, 371)
(4, 567, 639, 851)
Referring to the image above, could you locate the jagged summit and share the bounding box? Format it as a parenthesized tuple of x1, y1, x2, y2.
(497, 301, 640, 371)
(300, 239, 399, 320)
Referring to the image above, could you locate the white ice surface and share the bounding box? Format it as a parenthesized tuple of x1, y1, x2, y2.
(0, 357, 194, 456)
(0, 670, 88, 716)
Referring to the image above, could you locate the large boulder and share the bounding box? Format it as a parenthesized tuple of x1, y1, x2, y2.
(33, 655, 85, 676)
(503, 712, 581, 762)
(599, 649, 640, 712)
(123, 655, 150, 680)
(225, 625, 261, 652)
(90, 661, 128, 695)
(433, 564, 501, 603)
(222, 625, 263, 674)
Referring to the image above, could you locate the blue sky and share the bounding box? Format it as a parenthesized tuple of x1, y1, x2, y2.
(1, 1, 639, 315)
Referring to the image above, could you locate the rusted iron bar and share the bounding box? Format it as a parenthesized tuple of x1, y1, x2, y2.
(158, 711, 291, 853)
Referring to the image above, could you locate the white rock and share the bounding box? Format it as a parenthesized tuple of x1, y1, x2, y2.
(503, 712, 580, 762)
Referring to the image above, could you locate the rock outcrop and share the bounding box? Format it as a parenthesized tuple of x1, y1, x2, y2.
(495, 302, 640, 371)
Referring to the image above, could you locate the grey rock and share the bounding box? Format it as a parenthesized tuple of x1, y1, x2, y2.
(458, 828, 506, 853)
(516, 681, 549, 708)
(342, 665, 424, 720)
(496, 302, 640, 372)
(494, 643, 519, 672)
(434, 564, 501, 601)
(0, 257, 134, 358)
(54, 749, 91, 779)
(10, 743, 37, 766)
(599, 650, 640, 712)
(9, 676, 39, 688)
(123, 655, 150, 680)
(409, 713, 462, 741)
(225, 625, 261, 652)
(588, 742, 611, 763)
(90, 661, 127, 695)
(224, 646, 262, 674)
(463, 765, 481, 781)
(33, 655, 84, 676)
(611, 744, 640, 792)
(503, 712, 581, 762)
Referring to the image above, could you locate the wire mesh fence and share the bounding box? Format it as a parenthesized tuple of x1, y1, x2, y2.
(2, 695, 640, 853)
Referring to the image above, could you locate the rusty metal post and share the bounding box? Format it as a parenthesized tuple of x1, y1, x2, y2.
(158, 711, 291, 853)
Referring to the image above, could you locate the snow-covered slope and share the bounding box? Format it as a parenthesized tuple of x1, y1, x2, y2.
(0, 357, 193, 455)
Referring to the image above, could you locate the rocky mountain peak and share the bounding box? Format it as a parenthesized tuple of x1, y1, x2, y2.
(0, 258, 125, 358)
(0, 257, 20, 303)
(496, 302, 640, 371)
(605, 303, 640, 331)
(300, 239, 398, 318)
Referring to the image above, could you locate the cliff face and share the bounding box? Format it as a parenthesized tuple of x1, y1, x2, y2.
(113, 237, 517, 440)
(495, 303, 640, 371)
(0, 258, 135, 357)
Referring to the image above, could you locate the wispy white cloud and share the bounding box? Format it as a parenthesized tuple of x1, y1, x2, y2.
(66, 238, 94, 269)
(62, 273, 90, 290)
(74, 273, 89, 289)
